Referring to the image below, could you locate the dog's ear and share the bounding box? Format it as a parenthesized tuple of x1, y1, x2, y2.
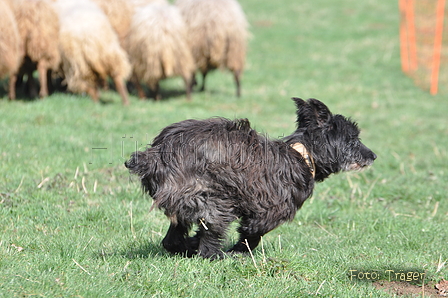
(307, 98, 332, 127)
(292, 97, 306, 109)
(292, 97, 314, 128)
(292, 97, 332, 128)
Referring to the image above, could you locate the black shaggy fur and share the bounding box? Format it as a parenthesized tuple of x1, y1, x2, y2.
(125, 98, 376, 259)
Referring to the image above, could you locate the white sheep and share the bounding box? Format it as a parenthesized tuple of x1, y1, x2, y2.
(9, 0, 60, 98)
(53, 0, 131, 105)
(128, 0, 167, 9)
(126, 2, 195, 100)
(175, 0, 249, 97)
(91, 0, 133, 47)
(0, 0, 23, 100)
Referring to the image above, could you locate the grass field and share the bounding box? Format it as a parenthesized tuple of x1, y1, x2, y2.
(1, 0, 447, 297)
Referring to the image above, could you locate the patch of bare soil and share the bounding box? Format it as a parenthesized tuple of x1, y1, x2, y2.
(373, 279, 448, 297)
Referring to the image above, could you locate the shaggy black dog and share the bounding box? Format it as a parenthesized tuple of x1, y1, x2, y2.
(125, 98, 376, 259)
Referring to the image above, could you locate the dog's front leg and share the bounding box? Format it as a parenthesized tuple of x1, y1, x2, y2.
(162, 222, 190, 256)
(228, 216, 274, 253)
(228, 234, 261, 253)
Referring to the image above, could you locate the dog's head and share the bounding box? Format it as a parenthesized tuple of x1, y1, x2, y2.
(289, 98, 376, 181)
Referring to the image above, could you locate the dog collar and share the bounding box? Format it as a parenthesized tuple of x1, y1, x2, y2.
(291, 143, 315, 178)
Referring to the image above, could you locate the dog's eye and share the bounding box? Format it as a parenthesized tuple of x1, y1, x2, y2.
(349, 140, 361, 149)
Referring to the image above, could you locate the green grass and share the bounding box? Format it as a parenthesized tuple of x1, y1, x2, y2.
(1, 0, 447, 297)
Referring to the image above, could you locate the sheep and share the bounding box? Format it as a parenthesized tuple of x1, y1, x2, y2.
(53, 0, 131, 105)
(9, 0, 60, 98)
(175, 0, 249, 97)
(91, 0, 132, 47)
(126, 2, 195, 100)
(0, 0, 22, 100)
(128, 0, 167, 9)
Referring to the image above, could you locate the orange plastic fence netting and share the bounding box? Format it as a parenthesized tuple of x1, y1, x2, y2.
(400, 0, 447, 94)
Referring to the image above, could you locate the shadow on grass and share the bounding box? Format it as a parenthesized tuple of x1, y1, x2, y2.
(0, 75, 69, 101)
(0, 81, 38, 102)
(126, 79, 233, 102)
(95, 240, 171, 260)
(126, 82, 190, 102)
(1, 78, 228, 103)
(122, 241, 169, 259)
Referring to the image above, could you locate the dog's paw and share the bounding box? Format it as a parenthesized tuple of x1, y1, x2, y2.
(227, 242, 250, 253)
(162, 239, 188, 255)
(198, 248, 225, 260)
(187, 235, 200, 251)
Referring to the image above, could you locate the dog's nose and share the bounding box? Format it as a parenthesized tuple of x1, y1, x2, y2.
(124, 160, 132, 168)
(371, 152, 377, 160)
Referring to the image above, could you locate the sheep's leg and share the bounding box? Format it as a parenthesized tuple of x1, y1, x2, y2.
(15, 71, 23, 89)
(8, 74, 17, 100)
(26, 67, 38, 98)
(151, 82, 161, 101)
(87, 86, 99, 102)
(191, 74, 198, 88)
(184, 74, 194, 101)
(37, 61, 49, 98)
(113, 76, 129, 106)
(101, 76, 109, 91)
(136, 84, 145, 100)
(46, 70, 54, 95)
(200, 71, 208, 92)
(132, 73, 145, 100)
(233, 69, 241, 97)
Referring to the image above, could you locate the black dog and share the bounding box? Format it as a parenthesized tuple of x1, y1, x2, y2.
(125, 98, 376, 259)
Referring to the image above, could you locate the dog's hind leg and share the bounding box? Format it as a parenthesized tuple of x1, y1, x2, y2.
(162, 222, 191, 256)
(196, 223, 229, 260)
(228, 217, 273, 253)
(195, 211, 234, 259)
